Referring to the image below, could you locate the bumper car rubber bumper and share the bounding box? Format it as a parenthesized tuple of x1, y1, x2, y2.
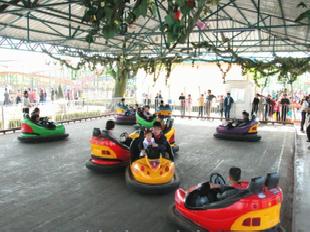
(213, 133, 261, 142)
(86, 159, 129, 173)
(125, 167, 180, 194)
(18, 133, 69, 143)
(168, 205, 285, 232)
(168, 205, 208, 232)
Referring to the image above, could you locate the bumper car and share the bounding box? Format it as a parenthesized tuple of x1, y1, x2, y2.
(86, 128, 131, 173)
(157, 105, 172, 118)
(125, 139, 180, 194)
(136, 111, 157, 128)
(214, 120, 261, 142)
(169, 172, 283, 232)
(114, 106, 136, 125)
(18, 117, 68, 143)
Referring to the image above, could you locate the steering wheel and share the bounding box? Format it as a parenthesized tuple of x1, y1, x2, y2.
(210, 173, 226, 185)
(119, 132, 129, 142)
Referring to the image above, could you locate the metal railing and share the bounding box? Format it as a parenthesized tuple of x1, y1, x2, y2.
(0, 98, 300, 131)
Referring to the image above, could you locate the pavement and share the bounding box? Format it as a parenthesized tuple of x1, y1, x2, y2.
(0, 117, 295, 232)
(293, 129, 310, 232)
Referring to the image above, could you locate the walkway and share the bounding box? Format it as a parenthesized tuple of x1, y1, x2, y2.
(294, 130, 310, 232)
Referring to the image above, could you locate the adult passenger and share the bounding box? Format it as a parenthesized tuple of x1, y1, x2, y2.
(152, 121, 170, 159)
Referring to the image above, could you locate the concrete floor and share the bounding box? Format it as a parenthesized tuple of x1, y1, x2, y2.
(0, 118, 295, 232)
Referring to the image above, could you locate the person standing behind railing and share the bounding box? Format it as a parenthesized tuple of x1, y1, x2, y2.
(265, 95, 272, 121)
(224, 92, 234, 120)
(186, 94, 192, 116)
(179, 93, 186, 117)
(198, 94, 204, 117)
(280, 94, 290, 123)
(300, 96, 309, 132)
(3, 88, 10, 105)
(251, 94, 260, 116)
(219, 95, 224, 118)
(22, 90, 31, 115)
(206, 90, 215, 117)
(273, 99, 281, 122)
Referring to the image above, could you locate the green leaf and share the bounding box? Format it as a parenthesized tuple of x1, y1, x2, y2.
(133, 0, 148, 17)
(165, 14, 175, 26)
(180, 5, 191, 15)
(176, 0, 186, 7)
(86, 33, 95, 43)
(103, 6, 113, 22)
(102, 25, 117, 39)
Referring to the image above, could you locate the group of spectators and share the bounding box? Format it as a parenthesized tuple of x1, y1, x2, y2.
(3, 87, 52, 106)
(3, 87, 82, 107)
(141, 90, 310, 124)
(179, 91, 234, 119)
(251, 93, 310, 124)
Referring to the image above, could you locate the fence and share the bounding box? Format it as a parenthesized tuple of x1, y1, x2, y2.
(0, 97, 299, 130)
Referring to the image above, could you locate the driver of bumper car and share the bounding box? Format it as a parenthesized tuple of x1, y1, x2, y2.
(142, 105, 153, 120)
(227, 111, 250, 128)
(118, 98, 132, 115)
(104, 120, 131, 146)
(210, 167, 248, 189)
(30, 107, 55, 129)
(197, 168, 247, 206)
(105, 120, 117, 139)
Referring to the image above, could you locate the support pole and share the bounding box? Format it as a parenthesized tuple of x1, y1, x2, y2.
(68, 0, 71, 38)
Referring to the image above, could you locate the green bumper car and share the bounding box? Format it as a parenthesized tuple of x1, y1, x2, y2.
(136, 112, 157, 128)
(18, 117, 69, 143)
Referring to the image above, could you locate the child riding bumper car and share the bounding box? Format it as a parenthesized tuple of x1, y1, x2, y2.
(18, 116, 68, 143)
(169, 172, 283, 232)
(214, 113, 261, 142)
(86, 128, 131, 173)
(125, 133, 180, 194)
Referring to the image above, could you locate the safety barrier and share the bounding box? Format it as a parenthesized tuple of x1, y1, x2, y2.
(0, 113, 114, 134)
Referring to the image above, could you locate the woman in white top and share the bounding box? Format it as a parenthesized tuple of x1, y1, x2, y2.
(22, 90, 31, 115)
(301, 96, 309, 132)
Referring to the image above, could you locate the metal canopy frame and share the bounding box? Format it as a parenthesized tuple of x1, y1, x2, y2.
(0, 0, 309, 58)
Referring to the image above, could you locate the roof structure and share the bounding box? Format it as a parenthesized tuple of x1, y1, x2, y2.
(0, 0, 309, 58)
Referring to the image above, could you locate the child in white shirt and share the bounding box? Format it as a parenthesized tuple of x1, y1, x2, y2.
(140, 130, 157, 157)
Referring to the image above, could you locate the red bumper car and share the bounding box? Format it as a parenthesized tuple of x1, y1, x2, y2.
(86, 128, 131, 173)
(169, 173, 283, 232)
